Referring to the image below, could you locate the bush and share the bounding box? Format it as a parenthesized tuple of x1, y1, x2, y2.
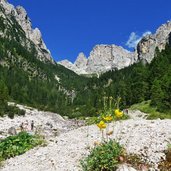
(81, 140, 124, 171)
(0, 132, 44, 163)
(5, 105, 26, 119)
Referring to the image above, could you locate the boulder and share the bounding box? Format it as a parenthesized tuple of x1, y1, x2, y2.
(8, 127, 17, 135)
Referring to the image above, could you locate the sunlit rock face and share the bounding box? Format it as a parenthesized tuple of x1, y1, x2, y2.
(86, 44, 137, 74)
(0, 0, 54, 63)
(74, 52, 87, 68)
(137, 21, 171, 63)
(59, 21, 171, 75)
(59, 45, 137, 75)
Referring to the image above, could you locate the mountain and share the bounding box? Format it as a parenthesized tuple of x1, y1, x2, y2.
(0, 0, 53, 63)
(137, 21, 171, 62)
(59, 21, 171, 75)
(0, 0, 89, 116)
(86, 45, 136, 74)
(58, 45, 136, 75)
(58, 53, 88, 75)
(0, 0, 170, 118)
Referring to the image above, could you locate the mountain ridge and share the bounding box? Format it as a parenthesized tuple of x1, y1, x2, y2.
(0, 0, 54, 63)
(59, 21, 171, 75)
(0, 0, 170, 117)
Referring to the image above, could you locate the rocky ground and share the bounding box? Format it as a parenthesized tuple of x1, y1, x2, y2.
(0, 105, 171, 171)
(0, 103, 84, 140)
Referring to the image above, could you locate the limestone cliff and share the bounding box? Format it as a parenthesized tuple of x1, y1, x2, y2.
(59, 21, 171, 75)
(0, 0, 53, 63)
(137, 21, 171, 62)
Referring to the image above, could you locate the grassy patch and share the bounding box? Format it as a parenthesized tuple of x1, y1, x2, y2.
(81, 140, 124, 171)
(130, 101, 171, 119)
(81, 140, 149, 171)
(0, 132, 45, 164)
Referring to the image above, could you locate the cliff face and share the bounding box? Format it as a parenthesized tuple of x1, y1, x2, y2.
(137, 21, 171, 62)
(58, 45, 137, 75)
(59, 21, 171, 75)
(0, 0, 53, 63)
(86, 45, 137, 74)
(2, 0, 170, 76)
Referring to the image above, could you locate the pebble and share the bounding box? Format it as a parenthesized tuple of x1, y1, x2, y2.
(0, 105, 171, 171)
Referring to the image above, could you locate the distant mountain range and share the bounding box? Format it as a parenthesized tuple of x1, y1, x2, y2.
(1, 0, 171, 76)
(59, 21, 171, 75)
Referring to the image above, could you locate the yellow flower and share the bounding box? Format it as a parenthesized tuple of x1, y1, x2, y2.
(97, 121, 106, 130)
(114, 109, 123, 118)
(103, 115, 113, 122)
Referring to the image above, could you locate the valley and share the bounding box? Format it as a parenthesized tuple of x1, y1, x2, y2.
(0, 0, 171, 170)
(1, 104, 171, 171)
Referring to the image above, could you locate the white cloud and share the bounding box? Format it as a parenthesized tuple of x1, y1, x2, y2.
(126, 31, 152, 48)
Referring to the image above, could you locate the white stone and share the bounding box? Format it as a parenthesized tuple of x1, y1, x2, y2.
(1, 109, 171, 171)
(117, 164, 137, 171)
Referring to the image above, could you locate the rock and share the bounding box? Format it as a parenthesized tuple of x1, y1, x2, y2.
(137, 20, 171, 63)
(86, 44, 136, 74)
(59, 21, 171, 75)
(117, 164, 137, 171)
(46, 122, 53, 128)
(59, 45, 137, 75)
(74, 52, 87, 69)
(63, 116, 69, 120)
(1, 112, 171, 171)
(8, 127, 17, 135)
(0, 0, 53, 63)
(58, 60, 78, 73)
(58, 53, 88, 75)
(0, 130, 5, 134)
(128, 110, 147, 120)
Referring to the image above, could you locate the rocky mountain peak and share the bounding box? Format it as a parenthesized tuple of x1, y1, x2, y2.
(74, 52, 87, 68)
(58, 60, 76, 71)
(137, 20, 171, 63)
(0, 0, 53, 63)
(86, 44, 137, 74)
(16, 5, 27, 17)
(59, 21, 171, 75)
(59, 44, 137, 75)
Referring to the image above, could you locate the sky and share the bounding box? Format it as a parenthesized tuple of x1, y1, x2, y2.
(8, 0, 171, 62)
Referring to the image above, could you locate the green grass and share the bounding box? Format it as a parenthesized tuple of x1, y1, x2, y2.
(130, 100, 171, 119)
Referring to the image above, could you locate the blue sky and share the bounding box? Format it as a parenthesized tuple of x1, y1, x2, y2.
(9, 0, 171, 62)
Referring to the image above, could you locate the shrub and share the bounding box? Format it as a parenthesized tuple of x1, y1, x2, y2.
(5, 105, 26, 119)
(0, 132, 44, 163)
(81, 140, 124, 171)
